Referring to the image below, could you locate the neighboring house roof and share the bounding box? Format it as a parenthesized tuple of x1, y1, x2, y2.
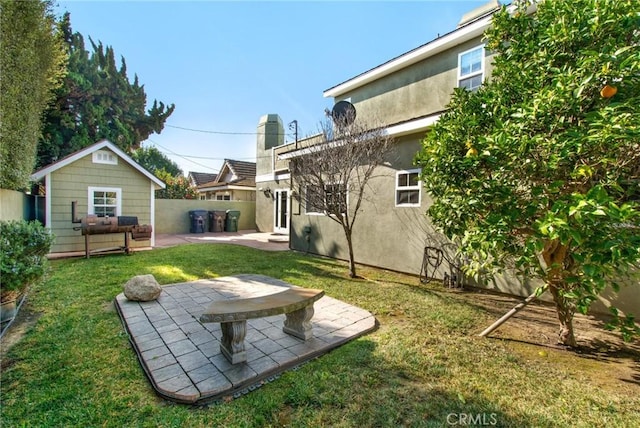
(197, 159, 256, 191)
(188, 171, 218, 186)
(224, 159, 257, 181)
(30, 139, 166, 189)
(323, 0, 501, 98)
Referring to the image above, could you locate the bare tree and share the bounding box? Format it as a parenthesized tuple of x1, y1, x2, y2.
(290, 111, 395, 278)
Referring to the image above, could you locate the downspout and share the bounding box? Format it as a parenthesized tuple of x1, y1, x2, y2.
(45, 174, 52, 229)
(271, 147, 276, 181)
(150, 182, 156, 247)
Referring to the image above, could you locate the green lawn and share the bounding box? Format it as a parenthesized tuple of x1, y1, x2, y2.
(1, 244, 638, 427)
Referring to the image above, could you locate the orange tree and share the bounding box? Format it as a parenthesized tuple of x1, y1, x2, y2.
(415, 0, 639, 346)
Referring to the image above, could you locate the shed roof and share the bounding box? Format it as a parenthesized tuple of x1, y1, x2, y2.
(30, 139, 166, 189)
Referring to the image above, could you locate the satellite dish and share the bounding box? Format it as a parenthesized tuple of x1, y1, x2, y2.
(331, 100, 356, 126)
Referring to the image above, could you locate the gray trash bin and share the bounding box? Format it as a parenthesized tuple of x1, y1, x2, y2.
(188, 210, 207, 233)
(224, 210, 241, 232)
(208, 210, 226, 232)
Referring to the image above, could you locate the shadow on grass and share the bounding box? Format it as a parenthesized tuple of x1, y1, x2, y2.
(3, 245, 636, 427)
(449, 287, 640, 389)
(266, 339, 555, 428)
(573, 339, 640, 388)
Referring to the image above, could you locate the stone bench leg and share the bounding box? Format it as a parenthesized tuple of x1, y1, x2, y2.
(283, 304, 315, 340)
(220, 320, 247, 364)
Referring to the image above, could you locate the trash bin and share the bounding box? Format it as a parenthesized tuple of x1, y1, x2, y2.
(224, 210, 241, 232)
(188, 210, 208, 233)
(208, 210, 226, 233)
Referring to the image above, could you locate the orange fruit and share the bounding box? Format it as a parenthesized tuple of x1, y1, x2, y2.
(600, 85, 617, 98)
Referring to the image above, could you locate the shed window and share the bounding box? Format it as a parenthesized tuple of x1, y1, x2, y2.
(396, 170, 421, 207)
(88, 187, 121, 217)
(92, 150, 118, 165)
(458, 45, 484, 91)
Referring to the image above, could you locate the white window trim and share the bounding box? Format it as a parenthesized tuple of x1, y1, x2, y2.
(324, 183, 348, 216)
(457, 44, 485, 90)
(395, 169, 421, 207)
(305, 185, 325, 216)
(304, 183, 348, 216)
(92, 150, 118, 165)
(88, 186, 121, 217)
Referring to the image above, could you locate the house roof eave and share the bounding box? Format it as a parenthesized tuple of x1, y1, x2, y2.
(323, 10, 495, 99)
(277, 112, 442, 160)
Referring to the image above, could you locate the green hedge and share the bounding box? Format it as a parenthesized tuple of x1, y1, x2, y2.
(0, 220, 54, 295)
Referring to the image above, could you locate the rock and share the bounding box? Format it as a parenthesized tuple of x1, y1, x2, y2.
(124, 274, 161, 301)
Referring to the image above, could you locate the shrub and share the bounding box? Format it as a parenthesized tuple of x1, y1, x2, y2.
(0, 220, 55, 299)
(154, 169, 198, 199)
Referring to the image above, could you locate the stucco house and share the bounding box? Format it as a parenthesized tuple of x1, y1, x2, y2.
(254, 1, 639, 314)
(30, 139, 165, 254)
(196, 159, 256, 202)
(256, 1, 500, 271)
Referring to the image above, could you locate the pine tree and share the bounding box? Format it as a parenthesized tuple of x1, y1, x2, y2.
(38, 13, 175, 167)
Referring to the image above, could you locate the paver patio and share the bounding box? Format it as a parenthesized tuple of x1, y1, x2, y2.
(115, 274, 376, 404)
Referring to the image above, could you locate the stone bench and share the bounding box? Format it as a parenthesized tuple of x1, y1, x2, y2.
(199, 287, 325, 364)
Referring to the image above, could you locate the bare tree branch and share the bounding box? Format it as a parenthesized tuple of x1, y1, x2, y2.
(289, 111, 395, 277)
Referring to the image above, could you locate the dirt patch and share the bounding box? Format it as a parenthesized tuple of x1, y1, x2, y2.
(452, 287, 640, 392)
(0, 305, 41, 361)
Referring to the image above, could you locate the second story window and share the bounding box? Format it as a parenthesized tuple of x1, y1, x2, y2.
(458, 45, 484, 91)
(396, 170, 421, 207)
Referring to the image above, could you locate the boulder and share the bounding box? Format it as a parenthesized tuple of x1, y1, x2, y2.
(124, 274, 161, 301)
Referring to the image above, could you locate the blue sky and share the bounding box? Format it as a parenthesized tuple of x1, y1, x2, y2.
(55, 0, 490, 176)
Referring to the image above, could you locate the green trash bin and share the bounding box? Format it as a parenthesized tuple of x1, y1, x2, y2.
(224, 210, 241, 232)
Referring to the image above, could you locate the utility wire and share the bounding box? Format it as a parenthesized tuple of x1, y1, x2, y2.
(147, 138, 290, 162)
(148, 121, 303, 171)
(147, 138, 221, 172)
(166, 123, 293, 137)
(147, 139, 281, 175)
